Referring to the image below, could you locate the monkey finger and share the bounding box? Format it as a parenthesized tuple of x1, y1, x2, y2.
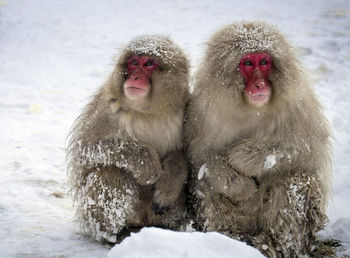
(151, 202, 170, 216)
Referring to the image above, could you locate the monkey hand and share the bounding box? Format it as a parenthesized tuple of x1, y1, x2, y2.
(151, 201, 170, 216)
(96, 138, 163, 185)
(150, 174, 179, 216)
(227, 172, 258, 201)
(130, 145, 163, 186)
(151, 179, 172, 216)
(205, 155, 258, 201)
(207, 168, 257, 201)
(227, 142, 297, 177)
(227, 144, 267, 177)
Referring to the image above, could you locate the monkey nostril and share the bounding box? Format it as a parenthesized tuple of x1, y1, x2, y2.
(255, 80, 265, 89)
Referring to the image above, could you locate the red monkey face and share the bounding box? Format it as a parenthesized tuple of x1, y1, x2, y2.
(239, 52, 272, 107)
(124, 55, 158, 100)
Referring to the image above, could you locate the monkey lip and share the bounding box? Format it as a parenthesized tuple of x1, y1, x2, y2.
(126, 86, 146, 91)
(125, 86, 148, 99)
(250, 94, 269, 100)
(247, 92, 271, 106)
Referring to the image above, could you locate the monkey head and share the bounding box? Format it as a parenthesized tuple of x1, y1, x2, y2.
(201, 22, 301, 110)
(108, 35, 189, 114)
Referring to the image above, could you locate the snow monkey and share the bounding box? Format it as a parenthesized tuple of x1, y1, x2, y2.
(185, 22, 333, 257)
(67, 35, 190, 243)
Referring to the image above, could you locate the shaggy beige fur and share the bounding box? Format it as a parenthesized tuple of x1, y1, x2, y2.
(67, 35, 190, 243)
(185, 21, 333, 257)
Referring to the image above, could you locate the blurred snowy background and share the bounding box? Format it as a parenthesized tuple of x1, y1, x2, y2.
(0, 0, 349, 257)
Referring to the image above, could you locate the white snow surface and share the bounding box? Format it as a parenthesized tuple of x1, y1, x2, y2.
(108, 227, 263, 258)
(0, 0, 350, 257)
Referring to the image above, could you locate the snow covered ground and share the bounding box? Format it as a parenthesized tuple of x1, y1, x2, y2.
(0, 0, 349, 257)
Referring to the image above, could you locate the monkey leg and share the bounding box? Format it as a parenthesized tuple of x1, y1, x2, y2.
(253, 172, 328, 257)
(189, 177, 259, 237)
(189, 154, 258, 235)
(75, 167, 149, 243)
(76, 166, 189, 242)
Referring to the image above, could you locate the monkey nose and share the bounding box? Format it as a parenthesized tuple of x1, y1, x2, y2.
(255, 79, 266, 89)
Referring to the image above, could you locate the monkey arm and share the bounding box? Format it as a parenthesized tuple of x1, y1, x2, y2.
(227, 140, 300, 178)
(152, 150, 188, 214)
(203, 153, 257, 201)
(72, 137, 163, 185)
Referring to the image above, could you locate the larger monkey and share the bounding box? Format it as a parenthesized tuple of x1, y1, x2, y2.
(185, 22, 333, 257)
(67, 35, 189, 243)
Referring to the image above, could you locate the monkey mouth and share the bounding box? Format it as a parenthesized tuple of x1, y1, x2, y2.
(125, 86, 148, 99)
(250, 93, 269, 100)
(247, 92, 270, 106)
(126, 86, 146, 91)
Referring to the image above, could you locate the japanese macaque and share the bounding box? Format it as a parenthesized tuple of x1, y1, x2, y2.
(185, 22, 333, 257)
(67, 35, 190, 243)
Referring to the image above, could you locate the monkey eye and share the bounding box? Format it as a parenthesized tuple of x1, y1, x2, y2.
(244, 60, 253, 66)
(130, 58, 139, 66)
(259, 59, 268, 65)
(144, 59, 154, 67)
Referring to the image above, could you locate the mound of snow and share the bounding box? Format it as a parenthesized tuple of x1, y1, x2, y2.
(108, 227, 264, 258)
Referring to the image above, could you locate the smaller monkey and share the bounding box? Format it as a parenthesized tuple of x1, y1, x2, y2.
(185, 22, 333, 257)
(67, 35, 190, 243)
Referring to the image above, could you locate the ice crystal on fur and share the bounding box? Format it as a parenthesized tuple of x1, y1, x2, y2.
(76, 172, 133, 242)
(128, 35, 182, 68)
